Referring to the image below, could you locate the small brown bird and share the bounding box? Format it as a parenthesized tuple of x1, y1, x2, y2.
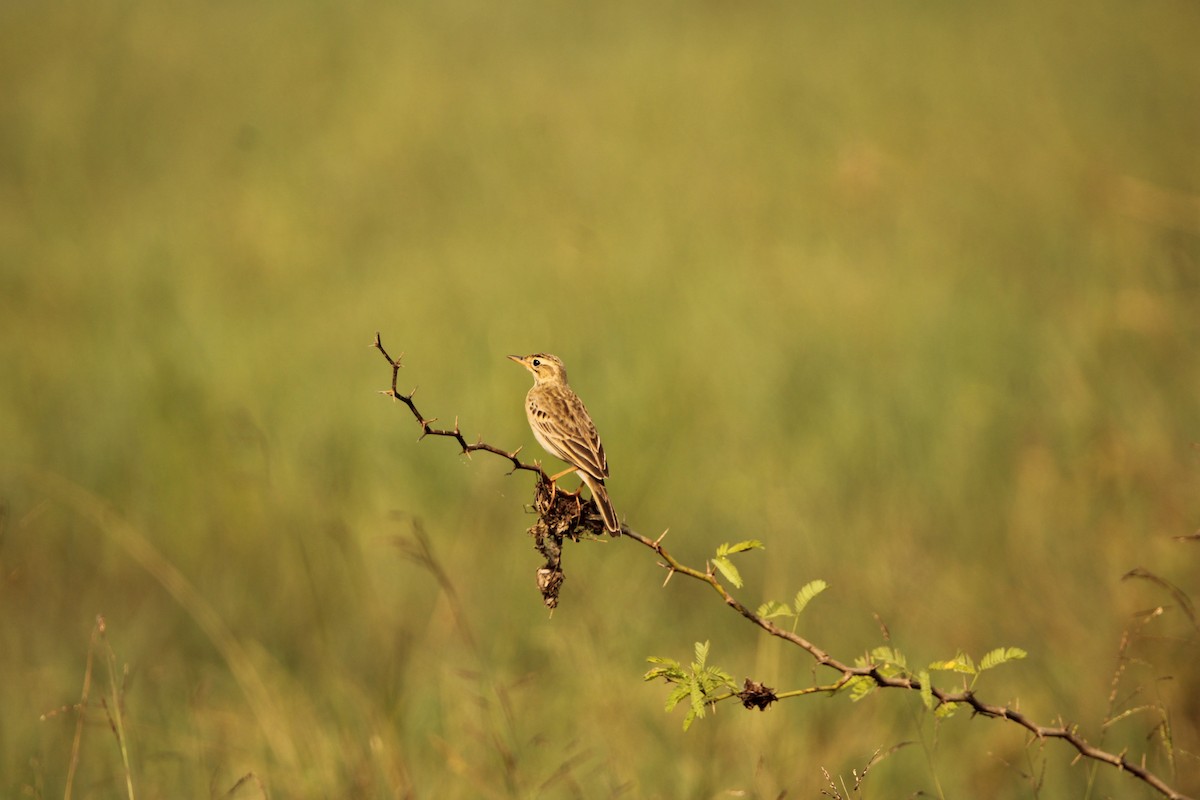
(508, 353, 620, 535)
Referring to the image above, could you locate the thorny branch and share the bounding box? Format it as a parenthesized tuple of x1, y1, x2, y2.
(374, 333, 549, 481)
(374, 334, 1194, 800)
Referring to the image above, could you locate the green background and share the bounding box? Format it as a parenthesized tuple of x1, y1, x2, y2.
(2, 1, 1198, 797)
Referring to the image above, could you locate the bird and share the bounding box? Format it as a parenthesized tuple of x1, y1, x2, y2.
(507, 353, 620, 535)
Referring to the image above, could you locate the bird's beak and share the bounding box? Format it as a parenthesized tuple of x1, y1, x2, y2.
(506, 354, 525, 366)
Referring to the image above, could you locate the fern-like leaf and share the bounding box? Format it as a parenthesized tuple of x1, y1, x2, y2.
(757, 600, 794, 620)
(934, 701, 961, 719)
(792, 579, 828, 615)
(846, 675, 876, 702)
(689, 680, 705, 720)
(711, 556, 743, 588)
(665, 684, 691, 712)
(643, 656, 685, 683)
(928, 651, 976, 675)
(693, 640, 710, 668)
(979, 646, 1027, 671)
(651, 642, 739, 730)
(918, 669, 934, 710)
(870, 646, 907, 671)
(716, 540, 765, 556)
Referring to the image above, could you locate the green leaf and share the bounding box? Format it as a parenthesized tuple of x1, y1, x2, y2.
(652, 642, 738, 731)
(846, 675, 876, 702)
(934, 701, 960, 719)
(792, 580, 828, 615)
(689, 680, 705, 719)
(682, 707, 699, 731)
(711, 556, 743, 588)
(693, 641, 710, 668)
(703, 666, 737, 693)
(665, 684, 690, 712)
(918, 669, 934, 710)
(757, 600, 795, 620)
(711, 541, 763, 588)
(644, 655, 681, 671)
(644, 666, 684, 682)
(716, 539, 765, 556)
(979, 647, 1027, 672)
(643, 656, 685, 683)
(870, 646, 907, 671)
(928, 652, 976, 675)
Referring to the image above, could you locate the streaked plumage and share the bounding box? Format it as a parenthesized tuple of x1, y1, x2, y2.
(507, 353, 620, 535)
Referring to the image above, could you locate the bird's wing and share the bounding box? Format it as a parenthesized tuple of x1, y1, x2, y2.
(532, 397, 609, 479)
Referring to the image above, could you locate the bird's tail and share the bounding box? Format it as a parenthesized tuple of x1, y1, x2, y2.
(579, 472, 621, 535)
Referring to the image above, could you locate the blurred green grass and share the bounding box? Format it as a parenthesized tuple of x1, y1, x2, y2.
(2, 0, 1199, 796)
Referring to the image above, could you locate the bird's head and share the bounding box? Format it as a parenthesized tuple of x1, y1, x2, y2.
(507, 353, 568, 385)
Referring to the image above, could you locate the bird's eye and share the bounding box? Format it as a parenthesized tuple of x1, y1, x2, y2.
(532, 358, 541, 367)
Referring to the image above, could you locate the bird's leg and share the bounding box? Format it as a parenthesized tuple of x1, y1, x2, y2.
(548, 465, 580, 483)
(544, 465, 583, 502)
(549, 470, 587, 521)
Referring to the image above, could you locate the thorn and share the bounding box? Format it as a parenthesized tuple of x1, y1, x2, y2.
(378, 389, 396, 399)
(662, 567, 676, 587)
(654, 528, 670, 545)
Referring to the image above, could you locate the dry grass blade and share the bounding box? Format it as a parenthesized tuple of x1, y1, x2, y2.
(1122, 568, 1198, 632)
(12, 466, 300, 771)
